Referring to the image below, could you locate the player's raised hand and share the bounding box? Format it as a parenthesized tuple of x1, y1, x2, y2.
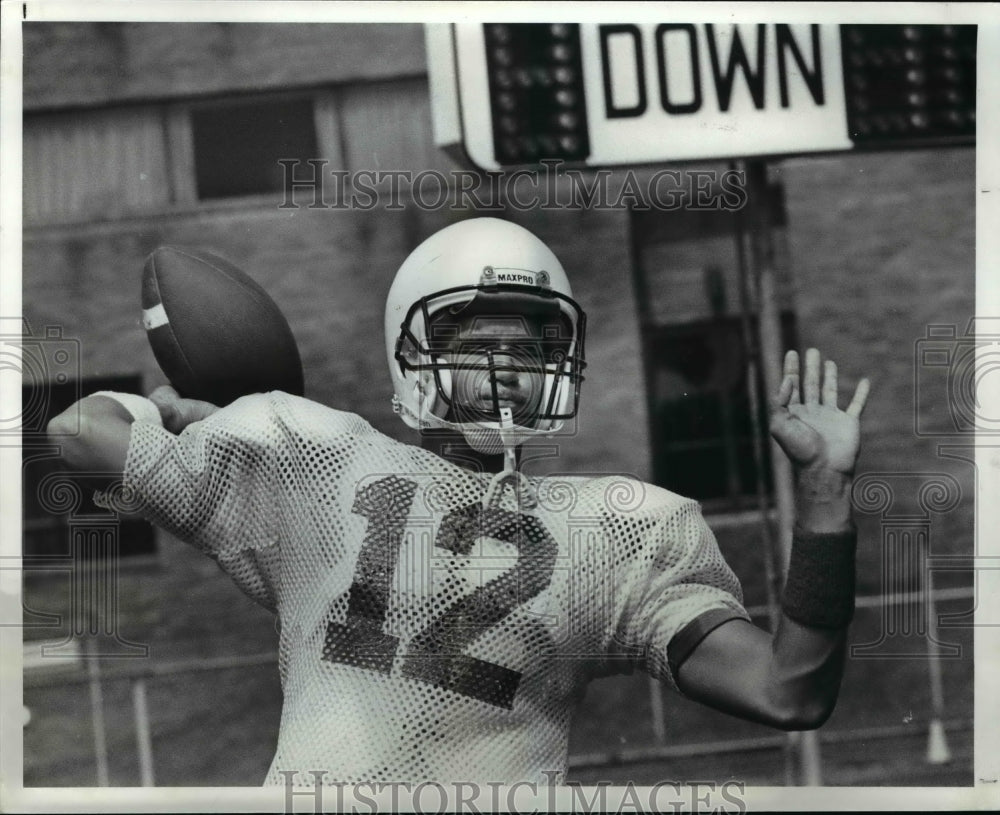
(769, 349, 870, 476)
(148, 385, 220, 434)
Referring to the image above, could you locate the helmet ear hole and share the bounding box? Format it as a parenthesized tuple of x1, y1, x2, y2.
(437, 363, 452, 400)
(414, 366, 452, 422)
(398, 335, 419, 371)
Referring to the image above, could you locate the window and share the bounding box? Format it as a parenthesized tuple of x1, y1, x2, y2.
(191, 97, 318, 200)
(647, 312, 796, 509)
(629, 181, 797, 513)
(23, 81, 451, 223)
(23, 107, 171, 224)
(23, 375, 156, 569)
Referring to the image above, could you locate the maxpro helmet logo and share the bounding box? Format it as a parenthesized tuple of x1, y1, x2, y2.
(481, 267, 551, 289)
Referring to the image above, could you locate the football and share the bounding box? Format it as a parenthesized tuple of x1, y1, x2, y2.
(141, 245, 304, 406)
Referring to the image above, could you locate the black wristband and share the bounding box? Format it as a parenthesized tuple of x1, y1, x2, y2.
(781, 526, 858, 629)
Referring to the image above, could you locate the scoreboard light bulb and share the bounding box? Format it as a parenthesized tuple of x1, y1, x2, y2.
(498, 115, 519, 135)
(493, 69, 513, 90)
(554, 89, 577, 107)
(549, 43, 574, 63)
(556, 112, 580, 130)
(492, 46, 513, 68)
(497, 92, 517, 113)
(558, 134, 581, 153)
(490, 24, 512, 44)
(553, 66, 576, 85)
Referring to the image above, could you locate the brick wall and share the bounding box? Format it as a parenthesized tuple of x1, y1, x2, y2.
(23, 23, 426, 110)
(776, 147, 976, 590)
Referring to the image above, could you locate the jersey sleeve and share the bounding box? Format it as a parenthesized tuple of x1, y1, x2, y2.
(605, 492, 750, 691)
(122, 393, 287, 610)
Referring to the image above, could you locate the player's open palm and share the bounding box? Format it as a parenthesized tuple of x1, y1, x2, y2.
(769, 348, 870, 476)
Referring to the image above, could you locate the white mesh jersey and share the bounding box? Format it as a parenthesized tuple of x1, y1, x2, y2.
(124, 392, 749, 785)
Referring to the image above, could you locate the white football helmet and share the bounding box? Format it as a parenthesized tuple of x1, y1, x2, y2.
(385, 218, 586, 453)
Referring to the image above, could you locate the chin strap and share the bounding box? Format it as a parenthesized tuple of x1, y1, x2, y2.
(482, 408, 537, 510)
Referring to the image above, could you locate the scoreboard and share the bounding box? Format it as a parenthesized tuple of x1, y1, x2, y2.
(427, 23, 976, 170)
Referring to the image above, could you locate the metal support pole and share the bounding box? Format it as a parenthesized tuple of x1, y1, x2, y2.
(648, 675, 668, 746)
(85, 640, 110, 786)
(133, 677, 156, 785)
(743, 159, 823, 786)
(924, 570, 952, 764)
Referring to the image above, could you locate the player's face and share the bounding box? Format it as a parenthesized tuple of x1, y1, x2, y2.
(445, 315, 550, 427)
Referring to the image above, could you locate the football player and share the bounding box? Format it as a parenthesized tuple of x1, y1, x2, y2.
(49, 217, 870, 785)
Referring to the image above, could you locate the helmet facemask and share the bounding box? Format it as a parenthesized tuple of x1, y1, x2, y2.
(393, 281, 586, 454)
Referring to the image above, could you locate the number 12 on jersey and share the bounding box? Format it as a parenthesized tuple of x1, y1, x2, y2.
(323, 475, 558, 709)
